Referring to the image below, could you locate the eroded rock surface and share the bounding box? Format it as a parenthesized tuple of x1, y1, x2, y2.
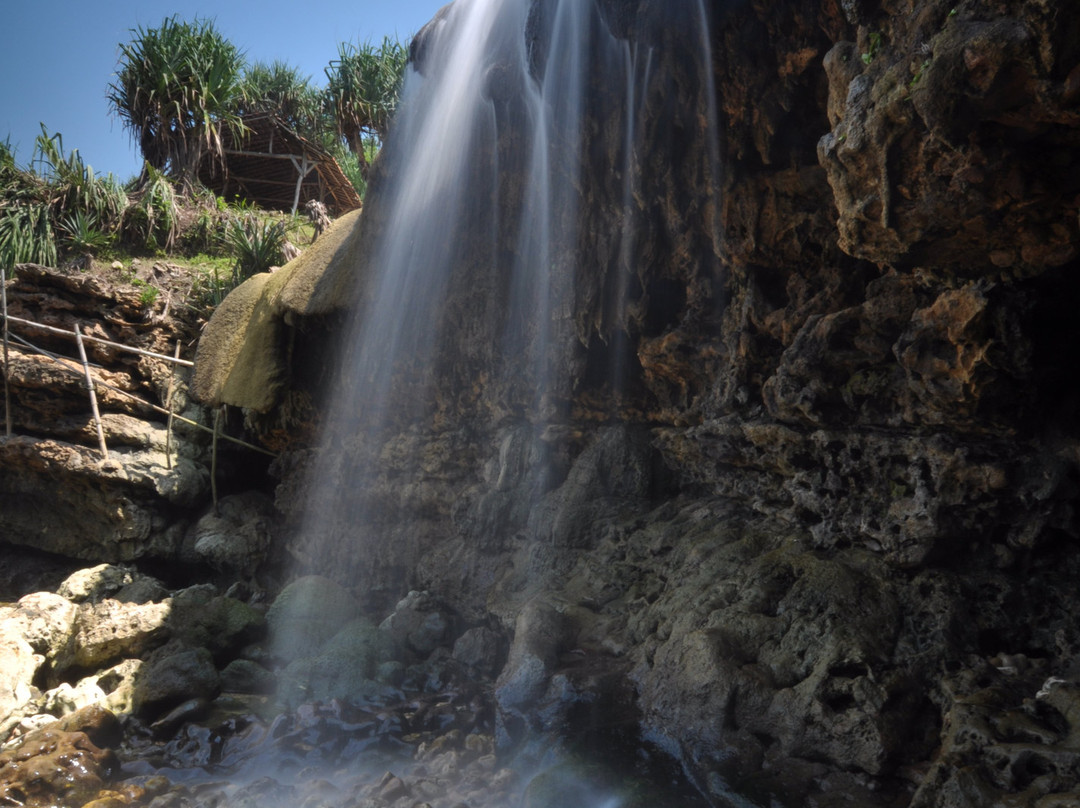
(241, 0, 1080, 805)
(0, 263, 214, 562)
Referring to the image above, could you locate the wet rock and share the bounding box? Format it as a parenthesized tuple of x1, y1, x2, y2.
(452, 627, 506, 678)
(526, 426, 659, 549)
(150, 698, 211, 738)
(276, 618, 397, 709)
(54, 704, 123, 748)
(131, 644, 220, 720)
(495, 601, 567, 746)
(187, 492, 275, 576)
(219, 659, 276, 695)
(228, 777, 298, 808)
(380, 590, 455, 657)
(3, 0, 1077, 805)
(376, 660, 406, 687)
(0, 717, 119, 808)
(521, 761, 634, 808)
(910, 666, 1080, 807)
(266, 575, 361, 661)
(167, 594, 264, 662)
(377, 771, 409, 801)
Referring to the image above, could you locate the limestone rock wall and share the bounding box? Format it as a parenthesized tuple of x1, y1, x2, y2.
(0, 263, 213, 562)
(218, 0, 1080, 804)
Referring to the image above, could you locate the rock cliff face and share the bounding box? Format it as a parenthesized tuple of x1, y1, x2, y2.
(149, 0, 1080, 805)
(0, 263, 213, 562)
(0, 0, 1075, 803)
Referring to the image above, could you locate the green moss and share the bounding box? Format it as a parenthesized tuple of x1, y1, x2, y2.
(861, 32, 883, 65)
(265, 575, 360, 661)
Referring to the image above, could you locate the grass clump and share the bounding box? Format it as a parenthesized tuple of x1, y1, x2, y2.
(225, 213, 290, 284)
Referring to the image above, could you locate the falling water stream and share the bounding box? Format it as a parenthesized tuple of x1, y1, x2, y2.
(139, 0, 727, 804)
(295, 0, 724, 576)
(292, 0, 724, 803)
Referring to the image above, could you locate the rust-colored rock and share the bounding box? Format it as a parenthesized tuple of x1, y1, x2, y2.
(0, 718, 119, 808)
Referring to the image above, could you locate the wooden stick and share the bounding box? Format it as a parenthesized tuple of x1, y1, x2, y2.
(4, 315, 193, 367)
(75, 325, 108, 460)
(164, 340, 181, 470)
(10, 331, 276, 457)
(211, 407, 221, 514)
(2, 274, 11, 437)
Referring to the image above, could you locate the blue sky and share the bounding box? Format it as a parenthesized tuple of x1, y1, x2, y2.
(1, 0, 450, 181)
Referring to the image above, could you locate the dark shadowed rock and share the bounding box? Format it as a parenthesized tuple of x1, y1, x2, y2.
(132, 643, 220, 719)
(380, 590, 456, 657)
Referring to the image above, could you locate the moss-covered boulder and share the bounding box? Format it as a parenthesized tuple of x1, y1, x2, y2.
(276, 618, 398, 709)
(190, 208, 365, 413)
(265, 575, 360, 662)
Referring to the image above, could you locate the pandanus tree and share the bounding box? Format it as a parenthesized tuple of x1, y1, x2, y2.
(325, 36, 409, 177)
(238, 60, 327, 144)
(108, 16, 245, 192)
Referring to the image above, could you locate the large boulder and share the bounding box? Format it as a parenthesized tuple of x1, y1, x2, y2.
(276, 618, 398, 709)
(55, 599, 170, 673)
(190, 208, 365, 414)
(0, 632, 40, 726)
(265, 575, 361, 662)
(131, 643, 220, 719)
(167, 591, 265, 662)
(186, 492, 276, 575)
(0, 707, 121, 808)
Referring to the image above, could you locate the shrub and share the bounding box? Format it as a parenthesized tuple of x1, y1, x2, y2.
(58, 211, 113, 259)
(32, 127, 127, 231)
(225, 213, 288, 283)
(0, 201, 57, 275)
(121, 165, 179, 251)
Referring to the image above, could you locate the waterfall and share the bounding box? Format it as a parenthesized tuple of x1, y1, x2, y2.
(289, 0, 724, 607)
(276, 0, 726, 798)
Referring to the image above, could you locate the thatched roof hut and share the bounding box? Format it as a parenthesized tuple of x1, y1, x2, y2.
(198, 114, 361, 216)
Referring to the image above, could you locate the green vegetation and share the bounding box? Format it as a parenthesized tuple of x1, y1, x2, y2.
(909, 58, 932, 89)
(239, 60, 326, 142)
(0, 135, 300, 314)
(108, 16, 246, 191)
(122, 165, 179, 252)
(225, 214, 289, 284)
(59, 211, 112, 256)
(2, 13, 414, 316)
(861, 32, 883, 65)
(106, 17, 410, 196)
(325, 37, 409, 178)
(32, 128, 127, 229)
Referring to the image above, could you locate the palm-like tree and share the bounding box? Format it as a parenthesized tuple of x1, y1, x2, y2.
(239, 60, 327, 144)
(108, 16, 245, 191)
(325, 36, 409, 177)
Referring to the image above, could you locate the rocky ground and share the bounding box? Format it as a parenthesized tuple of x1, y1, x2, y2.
(0, 561, 704, 808)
